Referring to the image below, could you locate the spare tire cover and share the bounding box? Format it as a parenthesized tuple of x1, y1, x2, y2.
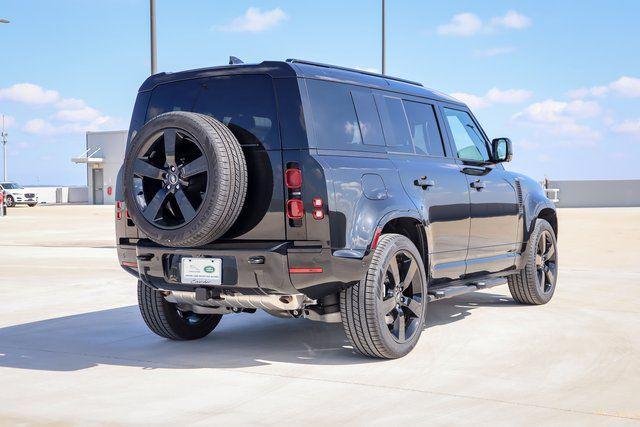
(124, 111, 247, 247)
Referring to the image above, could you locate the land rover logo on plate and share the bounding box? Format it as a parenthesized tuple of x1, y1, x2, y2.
(180, 257, 222, 285)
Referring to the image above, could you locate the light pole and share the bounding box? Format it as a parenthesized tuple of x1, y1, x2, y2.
(381, 0, 386, 75)
(1, 19, 11, 180)
(1, 115, 7, 181)
(150, 0, 157, 75)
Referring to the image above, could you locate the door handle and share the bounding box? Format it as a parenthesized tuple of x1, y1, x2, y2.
(414, 176, 435, 190)
(470, 179, 485, 191)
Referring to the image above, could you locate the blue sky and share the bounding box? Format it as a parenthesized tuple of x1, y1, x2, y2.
(1, 0, 639, 185)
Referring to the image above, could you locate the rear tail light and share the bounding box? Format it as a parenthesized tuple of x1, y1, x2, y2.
(289, 267, 323, 274)
(115, 200, 123, 220)
(312, 197, 324, 220)
(286, 199, 304, 219)
(285, 168, 302, 189)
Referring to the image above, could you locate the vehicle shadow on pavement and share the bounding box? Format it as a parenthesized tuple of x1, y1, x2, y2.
(0, 292, 516, 372)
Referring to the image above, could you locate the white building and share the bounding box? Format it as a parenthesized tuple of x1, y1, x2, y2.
(72, 130, 127, 205)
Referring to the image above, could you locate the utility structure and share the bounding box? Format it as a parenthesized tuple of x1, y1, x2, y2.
(381, 0, 386, 75)
(1, 115, 7, 181)
(150, 0, 157, 75)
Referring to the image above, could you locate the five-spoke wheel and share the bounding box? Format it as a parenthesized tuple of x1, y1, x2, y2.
(341, 233, 427, 358)
(132, 128, 208, 229)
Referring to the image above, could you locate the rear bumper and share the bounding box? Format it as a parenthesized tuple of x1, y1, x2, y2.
(118, 240, 367, 299)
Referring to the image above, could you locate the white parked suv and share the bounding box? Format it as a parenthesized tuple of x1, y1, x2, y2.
(0, 182, 38, 207)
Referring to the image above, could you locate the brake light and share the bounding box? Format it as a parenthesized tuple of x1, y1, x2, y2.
(285, 168, 302, 189)
(289, 267, 323, 274)
(287, 199, 304, 219)
(115, 200, 123, 220)
(371, 227, 383, 250)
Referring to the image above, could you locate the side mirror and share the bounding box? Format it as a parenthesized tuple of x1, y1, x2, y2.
(492, 137, 512, 163)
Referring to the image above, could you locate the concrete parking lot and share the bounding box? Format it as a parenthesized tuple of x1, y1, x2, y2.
(1, 205, 639, 425)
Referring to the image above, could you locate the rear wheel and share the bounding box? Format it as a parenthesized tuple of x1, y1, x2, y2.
(341, 234, 427, 359)
(508, 219, 558, 305)
(5, 196, 14, 207)
(137, 280, 222, 340)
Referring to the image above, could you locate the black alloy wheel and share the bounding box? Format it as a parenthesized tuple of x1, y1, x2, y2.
(132, 128, 208, 229)
(381, 250, 424, 343)
(341, 233, 427, 358)
(535, 229, 557, 294)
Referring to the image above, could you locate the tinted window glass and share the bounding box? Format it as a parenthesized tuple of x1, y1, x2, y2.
(193, 75, 279, 149)
(403, 101, 445, 156)
(146, 80, 200, 121)
(444, 108, 490, 162)
(306, 79, 362, 150)
(351, 90, 385, 146)
(380, 96, 413, 152)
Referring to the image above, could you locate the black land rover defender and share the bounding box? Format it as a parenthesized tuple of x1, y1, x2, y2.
(116, 59, 558, 359)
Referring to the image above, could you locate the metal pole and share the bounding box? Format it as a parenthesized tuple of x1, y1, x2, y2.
(1, 115, 7, 181)
(381, 0, 386, 75)
(150, 0, 157, 75)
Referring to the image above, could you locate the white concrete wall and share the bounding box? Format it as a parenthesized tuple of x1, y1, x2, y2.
(86, 130, 127, 205)
(23, 186, 89, 204)
(548, 180, 640, 208)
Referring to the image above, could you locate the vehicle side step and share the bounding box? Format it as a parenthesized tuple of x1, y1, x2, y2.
(427, 278, 507, 302)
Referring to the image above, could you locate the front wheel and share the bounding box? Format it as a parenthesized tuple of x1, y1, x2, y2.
(137, 280, 222, 340)
(341, 234, 427, 359)
(5, 196, 14, 207)
(508, 219, 558, 305)
(28, 203, 37, 207)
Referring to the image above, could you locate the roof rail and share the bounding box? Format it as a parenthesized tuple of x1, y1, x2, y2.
(286, 58, 423, 87)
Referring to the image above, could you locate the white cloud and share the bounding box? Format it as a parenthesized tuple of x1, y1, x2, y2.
(475, 46, 516, 57)
(609, 76, 640, 98)
(485, 88, 533, 104)
(24, 115, 120, 136)
(567, 76, 640, 99)
(55, 98, 86, 109)
(437, 11, 531, 36)
(611, 119, 640, 137)
(216, 7, 288, 33)
(513, 99, 601, 141)
(53, 106, 104, 122)
(0, 83, 60, 105)
(437, 13, 483, 36)
(452, 87, 532, 109)
(450, 92, 489, 109)
(490, 10, 532, 30)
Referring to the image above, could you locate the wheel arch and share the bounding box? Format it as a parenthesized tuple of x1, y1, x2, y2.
(376, 212, 429, 270)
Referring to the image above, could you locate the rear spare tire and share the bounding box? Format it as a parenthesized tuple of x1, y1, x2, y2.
(124, 112, 247, 247)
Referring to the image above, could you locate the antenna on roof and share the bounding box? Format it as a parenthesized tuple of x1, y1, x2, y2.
(229, 56, 244, 65)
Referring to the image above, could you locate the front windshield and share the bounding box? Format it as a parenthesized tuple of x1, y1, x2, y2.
(1, 183, 22, 189)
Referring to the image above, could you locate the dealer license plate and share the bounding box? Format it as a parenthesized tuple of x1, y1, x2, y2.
(180, 257, 222, 285)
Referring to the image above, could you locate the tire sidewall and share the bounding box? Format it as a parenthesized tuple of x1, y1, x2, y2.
(527, 219, 558, 303)
(124, 112, 229, 246)
(371, 235, 427, 357)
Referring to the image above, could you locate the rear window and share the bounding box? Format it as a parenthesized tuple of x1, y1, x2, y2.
(146, 75, 280, 149)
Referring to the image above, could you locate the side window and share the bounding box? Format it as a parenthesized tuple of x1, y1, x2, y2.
(146, 80, 200, 121)
(351, 90, 385, 146)
(443, 108, 490, 162)
(378, 96, 413, 152)
(306, 79, 362, 150)
(403, 101, 445, 156)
